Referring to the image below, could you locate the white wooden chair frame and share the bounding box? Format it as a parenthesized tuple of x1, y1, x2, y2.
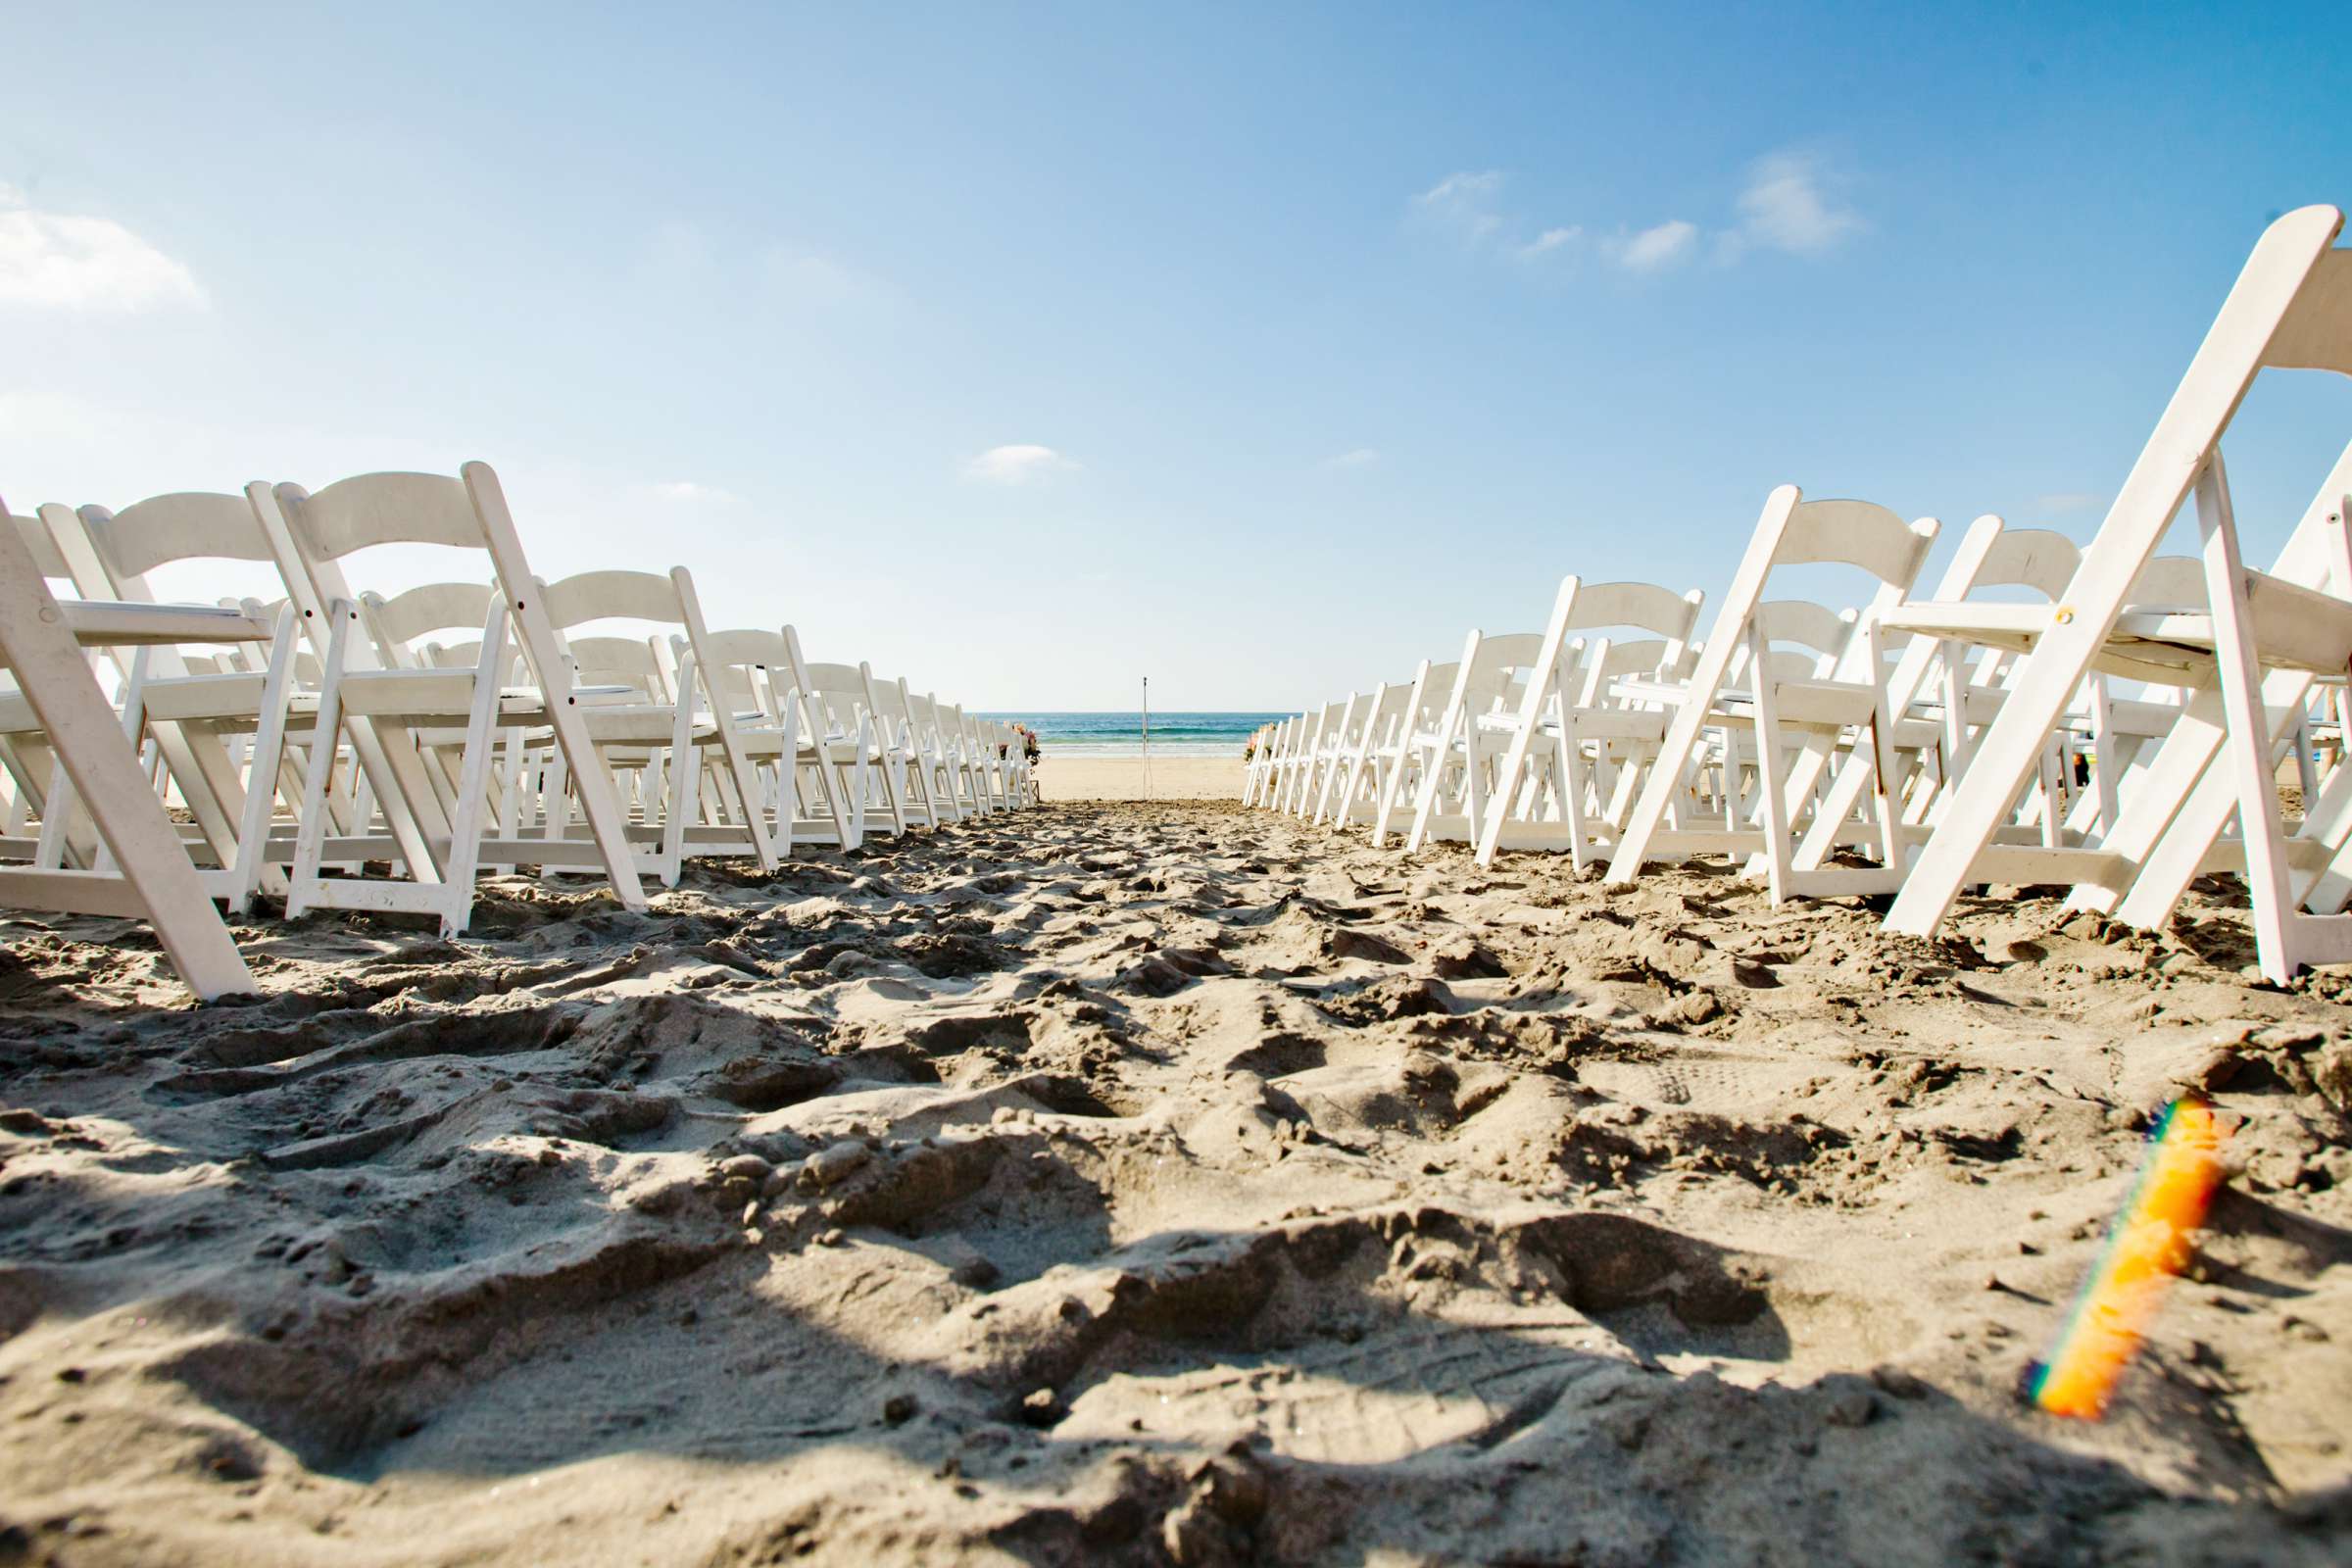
(0, 499, 273, 999)
(1884, 205, 2352, 980)
(1604, 488, 1940, 892)
(262, 465, 648, 937)
(1472, 575, 1705, 869)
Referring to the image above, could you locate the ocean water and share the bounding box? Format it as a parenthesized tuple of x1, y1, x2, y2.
(976, 710, 1287, 757)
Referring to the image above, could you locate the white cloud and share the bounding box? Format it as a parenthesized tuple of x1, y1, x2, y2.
(2035, 491, 2105, 515)
(1726, 153, 1864, 258)
(963, 444, 1074, 484)
(1417, 171, 1503, 205)
(1412, 174, 1587, 266)
(0, 184, 205, 312)
(1518, 225, 1581, 259)
(1322, 448, 1379, 469)
(1613, 220, 1699, 272)
(642, 479, 739, 505)
(1410, 151, 1860, 280)
(1412, 171, 1507, 245)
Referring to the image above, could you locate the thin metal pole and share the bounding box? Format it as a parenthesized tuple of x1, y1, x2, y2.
(1141, 676, 1152, 802)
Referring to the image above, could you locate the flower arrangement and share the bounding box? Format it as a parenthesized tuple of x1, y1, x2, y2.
(1000, 722, 1041, 763)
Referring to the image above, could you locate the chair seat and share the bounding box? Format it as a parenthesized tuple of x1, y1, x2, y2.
(574, 704, 717, 745)
(1883, 571, 2352, 684)
(1570, 710, 1672, 743)
(1769, 677, 1878, 728)
(60, 601, 275, 648)
(335, 668, 555, 720)
(140, 671, 324, 724)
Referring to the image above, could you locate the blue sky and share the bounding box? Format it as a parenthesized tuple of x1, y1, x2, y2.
(5, 2, 2350, 709)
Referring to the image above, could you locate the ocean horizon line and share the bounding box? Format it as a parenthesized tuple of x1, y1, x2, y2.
(975, 710, 1286, 758)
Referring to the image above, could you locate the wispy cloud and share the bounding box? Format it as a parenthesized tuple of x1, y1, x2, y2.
(1322, 448, 1379, 469)
(2034, 491, 2105, 515)
(1611, 220, 1699, 272)
(1518, 225, 1582, 259)
(1412, 149, 1864, 280)
(1411, 171, 1507, 246)
(1411, 172, 1585, 265)
(641, 479, 740, 505)
(1721, 153, 1865, 260)
(0, 183, 205, 312)
(963, 444, 1075, 484)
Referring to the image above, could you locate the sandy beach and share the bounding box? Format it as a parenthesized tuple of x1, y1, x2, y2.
(1041, 756, 1244, 801)
(0, 801, 2344, 1564)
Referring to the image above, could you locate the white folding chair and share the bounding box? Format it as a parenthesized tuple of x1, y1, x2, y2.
(1604, 488, 1940, 892)
(0, 498, 268, 1000)
(1473, 576, 1705, 869)
(1884, 205, 2352, 980)
(257, 465, 648, 936)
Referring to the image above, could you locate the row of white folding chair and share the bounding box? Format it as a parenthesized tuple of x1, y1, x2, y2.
(1241, 514, 2173, 910)
(433, 612, 1023, 855)
(361, 568, 772, 900)
(1325, 493, 2276, 947)
(1275, 207, 2352, 979)
(1317, 504, 2080, 889)
(1517, 491, 2222, 905)
(1261, 577, 1709, 859)
(349, 590, 1018, 878)
(1247, 685, 1424, 829)
(1513, 479, 2335, 982)
(8, 464, 1020, 963)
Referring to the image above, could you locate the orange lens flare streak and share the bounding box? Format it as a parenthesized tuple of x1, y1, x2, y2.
(2032, 1097, 2228, 1420)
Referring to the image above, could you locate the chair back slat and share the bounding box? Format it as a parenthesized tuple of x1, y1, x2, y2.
(291, 472, 483, 559)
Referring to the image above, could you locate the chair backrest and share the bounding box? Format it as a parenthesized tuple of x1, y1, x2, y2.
(359, 581, 500, 668)
(1452, 631, 1546, 719)
(1771, 497, 1941, 585)
(42, 492, 310, 621)
(781, 625, 891, 742)
(29, 494, 310, 689)
(254, 466, 560, 687)
(271, 472, 486, 564)
(800, 662, 875, 731)
(1750, 600, 1858, 674)
(699, 628, 790, 716)
(904, 687, 942, 742)
(540, 568, 683, 631)
(566, 635, 670, 697)
(867, 677, 914, 732)
(933, 698, 968, 752)
(2127, 555, 2211, 608)
(1579, 638, 1676, 682)
(8, 513, 71, 585)
(1412, 662, 1459, 730)
(536, 569, 689, 701)
(1363, 677, 1417, 740)
(1560, 580, 1706, 665)
(1965, 526, 2077, 600)
(1680, 487, 1941, 702)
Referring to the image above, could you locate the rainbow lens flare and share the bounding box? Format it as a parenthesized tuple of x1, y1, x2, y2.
(2030, 1096, 2228, 1419)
